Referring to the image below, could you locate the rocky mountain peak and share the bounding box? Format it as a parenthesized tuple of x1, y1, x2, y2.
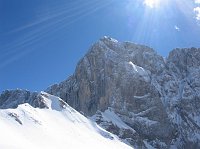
(86, 37, 165, 75)
(1, 37, 200, 148)
(46, 38, 200, 148)
(167, 47, 200, 75)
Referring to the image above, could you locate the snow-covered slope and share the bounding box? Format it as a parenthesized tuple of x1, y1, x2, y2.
(0, 92, 131, 149)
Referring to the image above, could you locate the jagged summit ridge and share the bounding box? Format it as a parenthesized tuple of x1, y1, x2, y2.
(0, 89, 41, 109)
(93, 36, 165, 74)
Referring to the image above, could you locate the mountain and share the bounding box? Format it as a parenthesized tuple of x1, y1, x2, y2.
(0, 36, 200, 148)
(0, 91, 131, 149)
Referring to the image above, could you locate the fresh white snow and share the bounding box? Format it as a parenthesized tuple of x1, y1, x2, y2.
(0, 92, 132, 149)
(134, 93, 150, 99)
(127, 61, 150, 82)
(97, 108, 134, 130)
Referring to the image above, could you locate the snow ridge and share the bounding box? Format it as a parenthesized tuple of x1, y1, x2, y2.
(0, 92, 131, 149)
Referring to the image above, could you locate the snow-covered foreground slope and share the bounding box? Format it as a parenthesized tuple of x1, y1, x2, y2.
(0, 92, 131, 149)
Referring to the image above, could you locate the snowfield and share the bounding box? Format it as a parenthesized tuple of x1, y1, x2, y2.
(0, 92, 132, 149)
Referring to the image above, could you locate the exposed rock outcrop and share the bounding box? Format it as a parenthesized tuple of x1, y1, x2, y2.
(0, 89, 49, 109)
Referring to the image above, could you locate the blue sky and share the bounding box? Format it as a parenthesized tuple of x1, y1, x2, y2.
(0, 0, 200, 92)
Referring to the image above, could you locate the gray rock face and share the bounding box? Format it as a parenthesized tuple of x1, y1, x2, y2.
(1, 37, 200, 148)
(157, 47, 200, 148)
(0, 89, 49, 109)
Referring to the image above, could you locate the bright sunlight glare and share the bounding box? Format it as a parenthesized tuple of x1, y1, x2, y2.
(143, 0, 160, 8)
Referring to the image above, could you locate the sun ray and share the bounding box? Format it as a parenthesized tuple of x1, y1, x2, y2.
(0, 0, 115, 69)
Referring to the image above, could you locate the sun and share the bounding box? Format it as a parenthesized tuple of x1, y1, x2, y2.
(143, 0, 160, 8)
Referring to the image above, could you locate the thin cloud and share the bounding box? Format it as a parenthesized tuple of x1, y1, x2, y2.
(194, 7, 200, 21)
(174, 25, 180, 31)
(195, 0, 200, 4)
